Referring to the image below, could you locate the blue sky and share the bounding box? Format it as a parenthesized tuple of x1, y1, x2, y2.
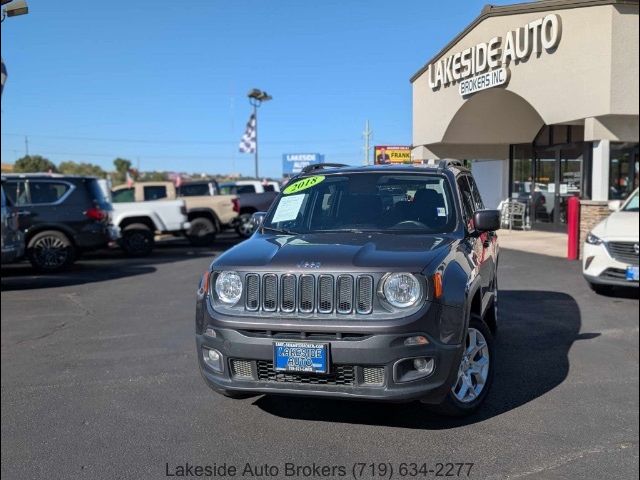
(1, 0, 511, 178)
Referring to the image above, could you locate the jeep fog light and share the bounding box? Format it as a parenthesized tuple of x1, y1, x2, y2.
(382, 273, 421, 308)
(394, 357, 435, 383)
(214, 271, 242, 305)
(203, 348, 224, 373)
(413, 357, 434, 374)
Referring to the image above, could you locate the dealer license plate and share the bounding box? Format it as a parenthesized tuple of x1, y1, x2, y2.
(273, 341, 328, 374)
(626, 266, 639, 281)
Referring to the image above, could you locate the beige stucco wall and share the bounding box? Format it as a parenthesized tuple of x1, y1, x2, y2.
(412, 3, 639, 159)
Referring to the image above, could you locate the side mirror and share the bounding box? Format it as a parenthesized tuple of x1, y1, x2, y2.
(251, 212, 267, 230)
(473, 209, 501, 232)
(608, 200, 622, 211)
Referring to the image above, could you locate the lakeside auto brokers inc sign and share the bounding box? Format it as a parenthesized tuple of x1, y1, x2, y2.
(282, 153, 325, 176)
(427, 13, 562, 97)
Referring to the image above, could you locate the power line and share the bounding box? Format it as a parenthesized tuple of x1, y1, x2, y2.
(0, 148, 362, 161)
(0, 132, 358, 146)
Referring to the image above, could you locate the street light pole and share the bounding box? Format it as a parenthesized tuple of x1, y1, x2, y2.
(251, 100, 259, 178)
(247, 88, 272, 179)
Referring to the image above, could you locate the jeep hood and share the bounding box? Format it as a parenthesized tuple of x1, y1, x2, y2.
(213, 232, 457, 272)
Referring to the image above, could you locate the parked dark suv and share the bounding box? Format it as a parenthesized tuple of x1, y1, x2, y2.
(195, 162, 500, 416)
(2, 174, 117, 272)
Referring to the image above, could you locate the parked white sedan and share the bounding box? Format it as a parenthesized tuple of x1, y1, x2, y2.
(583, 188, 639, 293)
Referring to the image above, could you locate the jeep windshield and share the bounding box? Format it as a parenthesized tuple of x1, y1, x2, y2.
(263, 173, 457, 234)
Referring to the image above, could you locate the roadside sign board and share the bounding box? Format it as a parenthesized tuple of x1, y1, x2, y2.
(282, 153, 324, 176)
(374, 146, 412, 164)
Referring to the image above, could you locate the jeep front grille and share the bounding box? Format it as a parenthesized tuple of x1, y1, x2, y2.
(245, 274, 260, 311)
(245, 273, 374, 315)
(606, 242, 639, 265)
(262, 274, 278, 311)
(299, 275, 315, 313)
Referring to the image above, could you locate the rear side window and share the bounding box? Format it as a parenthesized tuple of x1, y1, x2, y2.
(236, 185, 256, 194)
(86, 179, 111, 208)
(112, 188, 134, 203)
(143, 185, 167, 201)
(178, 183, 210, 197)
(28, 181, 71, 205)
(263, 184, 275, 192)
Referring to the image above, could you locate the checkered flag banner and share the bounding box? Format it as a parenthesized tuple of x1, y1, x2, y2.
(239, 113, 256, 153)
(1, 57, 7, 97)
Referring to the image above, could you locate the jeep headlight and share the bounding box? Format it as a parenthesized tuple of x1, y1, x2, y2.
(586, 232, 602, 245)
(382, 273, 422, 308)
(214, 271, 242, 305)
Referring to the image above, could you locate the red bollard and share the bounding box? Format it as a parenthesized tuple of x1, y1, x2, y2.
(567, 196, 580, 260)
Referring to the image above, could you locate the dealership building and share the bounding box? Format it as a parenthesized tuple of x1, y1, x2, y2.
(411, 0, 638, 244)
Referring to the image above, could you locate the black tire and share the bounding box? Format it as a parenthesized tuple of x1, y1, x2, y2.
(187, 217, 216, 246)
(235, 213, 255, 239)
(121, 225, 154, 257)
(27, 230, 76, 272)
(431, 317, 495, 417)
(588, 282, 613, 296)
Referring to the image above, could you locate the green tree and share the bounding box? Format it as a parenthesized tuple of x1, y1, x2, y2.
(58, 161, 106, 178)
(13, 155, 58, 173)
(112, 158, 133, 185)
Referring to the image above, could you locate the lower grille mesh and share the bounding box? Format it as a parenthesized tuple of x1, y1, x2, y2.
(230, 359, 253, 379)
(362, 367, 385, 385)
(256, 361, 355, 386)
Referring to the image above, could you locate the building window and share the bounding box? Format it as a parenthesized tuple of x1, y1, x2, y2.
(609, 143, 639, 200)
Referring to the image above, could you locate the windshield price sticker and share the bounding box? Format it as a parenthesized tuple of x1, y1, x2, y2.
(271, 194, 305, 223)
(283, 175, 325, 195)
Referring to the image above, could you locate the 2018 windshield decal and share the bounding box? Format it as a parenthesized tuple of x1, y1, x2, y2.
(283, 175, 325, 195)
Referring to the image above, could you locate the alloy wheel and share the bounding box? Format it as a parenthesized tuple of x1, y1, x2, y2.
(452, 327, 490, 403)
(237, 216, 254, 237)
(33, 235, 69, 269)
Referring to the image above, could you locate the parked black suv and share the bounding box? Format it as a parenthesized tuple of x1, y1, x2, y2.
(2, 174, 117, 272)
(195, 162, 500, 416)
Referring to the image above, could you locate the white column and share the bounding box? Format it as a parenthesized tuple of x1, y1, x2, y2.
(591, 140, 610, 201)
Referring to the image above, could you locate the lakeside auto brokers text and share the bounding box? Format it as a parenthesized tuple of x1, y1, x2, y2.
(426, 13, 562, 96)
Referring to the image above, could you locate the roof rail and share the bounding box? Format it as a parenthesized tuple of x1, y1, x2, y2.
(300, 163, 349, 174)
(437, 159, 464, 172)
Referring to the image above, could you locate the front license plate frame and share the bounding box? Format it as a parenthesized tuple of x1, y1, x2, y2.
(273, 341, 329, 374)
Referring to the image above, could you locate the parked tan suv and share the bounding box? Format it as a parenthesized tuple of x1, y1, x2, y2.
(111, 181, 238, 245)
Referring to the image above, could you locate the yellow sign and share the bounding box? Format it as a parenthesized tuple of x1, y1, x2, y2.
(374, 146, 412, 164)
(283, 175, 325, 195)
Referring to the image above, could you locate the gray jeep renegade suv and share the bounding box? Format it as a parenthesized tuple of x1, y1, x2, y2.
(196, 161, 501, 416)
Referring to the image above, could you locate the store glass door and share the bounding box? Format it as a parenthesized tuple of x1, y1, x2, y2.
(531, 145, 583, 230)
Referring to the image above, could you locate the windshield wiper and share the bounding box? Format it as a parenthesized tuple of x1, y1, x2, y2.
(261, 226, 299, 235)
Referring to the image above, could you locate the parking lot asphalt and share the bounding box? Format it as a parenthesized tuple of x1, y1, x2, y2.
(1, 234, 638, 480)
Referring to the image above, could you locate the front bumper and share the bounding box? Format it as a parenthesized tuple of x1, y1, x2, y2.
(196, 301, 465, 403)
(583, 242, 639, 287)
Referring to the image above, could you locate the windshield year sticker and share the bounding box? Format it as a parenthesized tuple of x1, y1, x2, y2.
(283, 175, 325, 195)
(271, 194, 305, 223)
